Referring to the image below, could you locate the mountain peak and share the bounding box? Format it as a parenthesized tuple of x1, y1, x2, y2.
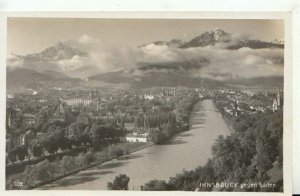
(31, 41, 87, 61)
(211, 27, 225, 33)
(272, 39, 284, 45)
(54, 41, 67, 48)
(180, 28, 231, 48)
(211, 28, 229, 41)
(139, 39, 186, 48)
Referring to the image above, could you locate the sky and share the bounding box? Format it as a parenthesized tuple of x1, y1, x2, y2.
(7, 18, 284, 55)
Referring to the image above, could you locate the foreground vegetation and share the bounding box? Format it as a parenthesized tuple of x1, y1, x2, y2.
(107, 174, 130, 190)
(6, 142, 148, 190)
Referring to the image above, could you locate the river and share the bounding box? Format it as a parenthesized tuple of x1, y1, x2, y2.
(39, 99, 231, 190)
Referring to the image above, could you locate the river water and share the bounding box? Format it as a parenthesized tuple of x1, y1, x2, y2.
(39, 99, 231, 190)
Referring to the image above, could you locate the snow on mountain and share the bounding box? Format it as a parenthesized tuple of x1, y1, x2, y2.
(139, 39, 186, 48)
(23, 42, 87, 62)
(180, 28, 231, 48)
(272, 39, 285, 45)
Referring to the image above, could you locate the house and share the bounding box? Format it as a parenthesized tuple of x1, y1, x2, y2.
(132, 131, 149, 137)
(67, 124, 77, 140)
(16, 134, 26, 146)
(114, 109, 126, 118)
(126, 134, 148, 143)
(36, 132, 50, 143)
(22, 113, 37, 127)
(124, 122, 135, 131)
(144, 94, 154, 100)
(64, 97, 93, 106)
(77, 112, 91, 125)
(99, 111, 114, 120)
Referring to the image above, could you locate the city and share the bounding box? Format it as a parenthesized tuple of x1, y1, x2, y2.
(5, 18, 284, 192)
(6, 85, 283, 190)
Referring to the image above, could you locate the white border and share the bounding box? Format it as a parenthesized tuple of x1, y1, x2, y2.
(0, 0, 298, 12)
(0, 10, 295, 196)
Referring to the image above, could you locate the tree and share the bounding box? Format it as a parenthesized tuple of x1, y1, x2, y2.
(17, 146, 28, 162)
(31, 159, 56, 182)
(32, 144, 43, 157)
(108, 144, 124, 158)
(75, 151, 94, 168)
(148, 128, 165, 144)
(64, 110, 76, 126)
(60, 155, 76, 174)
(42, 136, 58, 154)
(8, 147, 18, 163)
(107, 174, 130, 190)
(161, 123, 175, 138)
(143, 180, 169, 191)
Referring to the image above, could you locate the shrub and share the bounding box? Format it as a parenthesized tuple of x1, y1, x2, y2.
(143, 180, 169, 191)
(107, 174, 130, 190)
(60, 155, 77, 174)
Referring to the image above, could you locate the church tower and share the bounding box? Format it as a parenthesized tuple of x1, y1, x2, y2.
(272, 90, 282, 112)
(277, 90, 281, 107)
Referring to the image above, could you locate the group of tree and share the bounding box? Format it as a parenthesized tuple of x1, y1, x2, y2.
(134, 112, 176, 128)
(7, 117, 128, 163)
(148, 123, 177, 144)
(89, 123, 126, 145)
(7, 146, 28, 163)
(175, 94, 199, 125)
(107, 174, 130, 190)
(8, 143, 131, 190)
(142, 161, 215, 191)
(134, 93, 199, 130)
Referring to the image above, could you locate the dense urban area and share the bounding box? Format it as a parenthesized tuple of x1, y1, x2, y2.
(6, 86, 283, 191)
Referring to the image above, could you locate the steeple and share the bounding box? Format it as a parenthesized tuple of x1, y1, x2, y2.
(277, 90, 281, 107)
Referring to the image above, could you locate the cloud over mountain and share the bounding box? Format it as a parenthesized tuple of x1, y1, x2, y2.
(6, 29, 284, 82)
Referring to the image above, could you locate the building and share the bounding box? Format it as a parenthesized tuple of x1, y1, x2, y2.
(64, 97, 93, 106)
(272, 90, 283, 112)
(144, 94, 154, 100)
(56, 102, 66, 114)
(22, 114, 37, 127)
(76, 112, 91, 125)
(17, 134, 26, 146)
(36, 132, 49, 142)
(234, 100, 241, 116)
(126, 134, 148, 142)
(7, 108, 18, 129)
(89, 90, 99, 99)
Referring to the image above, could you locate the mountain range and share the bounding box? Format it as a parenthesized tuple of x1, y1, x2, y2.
(6, 28, 284, 91)
(140, 28, 284, 49)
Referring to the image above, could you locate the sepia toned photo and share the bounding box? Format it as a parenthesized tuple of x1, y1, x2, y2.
(5, 17, 285, 192)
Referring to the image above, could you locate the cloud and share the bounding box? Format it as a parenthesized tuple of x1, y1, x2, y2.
(6, 34, 284, 80)
(6, 54, 24, 70)
(193, 47, 284, 80)
(78, 34, 100, 44)
(135, 43, 283, 80)
(56, 55, 90, 71)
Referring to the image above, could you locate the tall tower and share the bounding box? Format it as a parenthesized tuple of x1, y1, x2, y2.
(89, 90, 93, 98)
(277, 90, 281, 107)
(7, 109, 12, 128)
(96, 100, 100, 111)
(234, 100, 240, 116)
(272, 99, 278, 112)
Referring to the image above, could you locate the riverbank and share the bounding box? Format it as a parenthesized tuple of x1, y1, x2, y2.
(7, 141, 153, 190)
(212, 99, 235, 133)
(32, 142, 153, 190)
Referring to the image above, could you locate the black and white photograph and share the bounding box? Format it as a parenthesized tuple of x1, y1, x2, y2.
(4, 17, 286, 192)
